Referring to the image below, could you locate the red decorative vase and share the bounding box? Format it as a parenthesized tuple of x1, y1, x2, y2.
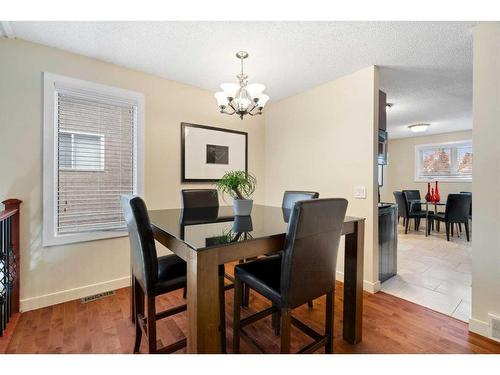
(434, 181, 441, 203)
(425, 182, 432, 202)
(430, 188, 436, 202)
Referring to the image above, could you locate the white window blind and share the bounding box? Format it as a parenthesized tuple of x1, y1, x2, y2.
(415, 140, 472, 182)
(43, 73, 144, 246)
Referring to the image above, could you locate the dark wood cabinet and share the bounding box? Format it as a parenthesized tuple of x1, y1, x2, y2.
(378, 204, 398, 283)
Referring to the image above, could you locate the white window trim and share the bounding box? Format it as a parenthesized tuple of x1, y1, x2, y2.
(58, 129, 105, 172)
(43, 72, 144, 247)
(414, 140, 472, 183)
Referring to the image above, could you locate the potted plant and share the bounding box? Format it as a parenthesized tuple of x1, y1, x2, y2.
(215, 170, 256, 216)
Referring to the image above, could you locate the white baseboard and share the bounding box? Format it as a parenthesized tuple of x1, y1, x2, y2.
(469, 317, 490, 338)
(335, 271, 381, 294)
(20, 276, 131, 312)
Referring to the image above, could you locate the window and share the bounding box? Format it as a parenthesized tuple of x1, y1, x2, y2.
(58, 130, 104, 171)
(43, 73, 144, 246)
(415, 140, 472, 182)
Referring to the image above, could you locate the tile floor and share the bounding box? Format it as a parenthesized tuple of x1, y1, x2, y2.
(381, 220, 472, 322)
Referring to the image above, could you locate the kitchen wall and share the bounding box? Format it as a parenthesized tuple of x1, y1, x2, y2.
(0, 38, 266, 311)
(380, 130, 473, 203)
(469, 22, 500, 340)
(264, 66, 380, 292)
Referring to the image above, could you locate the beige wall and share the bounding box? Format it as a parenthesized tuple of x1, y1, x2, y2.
(380, 130, 473, 203)
(0, 38, 266, 311)
(263, 66, 380, 291)
(469, 22, 500, 340)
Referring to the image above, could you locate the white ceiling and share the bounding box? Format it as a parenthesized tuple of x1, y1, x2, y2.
(3, 21, 476, 138)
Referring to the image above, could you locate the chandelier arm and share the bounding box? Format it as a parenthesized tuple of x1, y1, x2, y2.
(228, 101, 238, 113)
(222, 106, 236, 115)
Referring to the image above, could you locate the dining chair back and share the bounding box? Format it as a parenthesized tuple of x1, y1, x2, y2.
(393, 191, 409, 218)
(281, 191, 319, 210)
(403, 190, 421, 212)
(181, 189, 219, 208)
(445, 194, 472, 223)
(121, 195, 159, 295)
(281, 198, 348, 308)
(460, 191, 472, 217)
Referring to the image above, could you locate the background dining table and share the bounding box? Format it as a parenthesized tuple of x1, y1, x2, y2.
(148, 204, 365, 353)
(408, 200, 447, 236)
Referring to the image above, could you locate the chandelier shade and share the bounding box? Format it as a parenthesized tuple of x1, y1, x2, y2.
(215, 51, 269, 119)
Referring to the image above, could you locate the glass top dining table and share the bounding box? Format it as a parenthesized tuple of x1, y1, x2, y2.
(147, 204, 366, 353)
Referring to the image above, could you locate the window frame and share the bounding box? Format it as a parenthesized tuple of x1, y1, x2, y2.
(43, 72, 144, 246)
(414, 140, 472, 183)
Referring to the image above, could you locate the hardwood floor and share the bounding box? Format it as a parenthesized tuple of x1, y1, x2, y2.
(6, 281, 500, 354)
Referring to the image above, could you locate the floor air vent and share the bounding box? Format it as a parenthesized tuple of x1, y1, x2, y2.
(81, 290, 115, 304)
(489, 313, 500, 342)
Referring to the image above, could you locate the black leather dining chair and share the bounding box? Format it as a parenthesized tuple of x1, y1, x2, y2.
(181, 189, 219, 208)
(282, 191, 319, 309)
(428, 193, 472, 241)
(122, 195, 188, 353)
(232, 198, 348, 354)
(282, 190, 319, 210)
(403, 189, 433, 232)
(394, 191, 427, 233)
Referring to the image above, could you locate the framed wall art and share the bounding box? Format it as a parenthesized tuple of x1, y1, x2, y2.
(181, 123, 248, 182)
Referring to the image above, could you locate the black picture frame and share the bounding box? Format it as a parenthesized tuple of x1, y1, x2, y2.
(181, 122, 248, 182)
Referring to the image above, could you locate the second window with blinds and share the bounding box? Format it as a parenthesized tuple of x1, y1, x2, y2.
(43, 73, 144, 246)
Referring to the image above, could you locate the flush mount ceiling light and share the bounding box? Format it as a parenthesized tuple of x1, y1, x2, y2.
(214, 51, 269, 120)
(408, 123, 431, 133)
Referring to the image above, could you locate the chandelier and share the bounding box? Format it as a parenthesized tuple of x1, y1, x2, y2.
(214, 51, 270, 120)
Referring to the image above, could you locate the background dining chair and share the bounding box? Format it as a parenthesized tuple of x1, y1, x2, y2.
(427, 193, 472, 241)
(122, 195, 188, 353)
(232, 198, 348, 354)
(181, 188, 219, 208)
(393, 191, 427, 234)
(282, 190, 319, 210)
(403, 190, 433, 231)
(282, 191, 319, 309)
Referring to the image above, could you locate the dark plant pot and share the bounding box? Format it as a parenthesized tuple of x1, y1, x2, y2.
(233, 198, 253, 216)
(233, 215, 253, 233)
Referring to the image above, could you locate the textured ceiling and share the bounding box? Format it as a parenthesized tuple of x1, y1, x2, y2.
(3, 21, 475, 138)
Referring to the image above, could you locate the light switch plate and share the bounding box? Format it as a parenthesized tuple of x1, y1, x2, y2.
(354, 186, 366, 199)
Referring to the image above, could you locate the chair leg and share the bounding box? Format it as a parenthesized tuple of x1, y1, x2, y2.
(416, 218, 420, 231)
(218, 272, 227, 354)
(232, 277, 243, 354)
(183, 287, 187, 299)
(464, 221, 470, 242)
(405, 218, 409, 234)
(272, 304, 281, 336)
(242, 284, 250, 307)
(307, 300, 313, 309)
(437, 220, 440, 232)
(133, 278, 143, 353)
(131, 266, 135, 323)
(146, 295, 157, 354)
(325, 290, 334, 354)
(280, 308, 292, 354)
(451, 223, 454, 237)
(403, 217, 406, 227)
(445, 222, 450, 241)
(459, 223, 463, 233)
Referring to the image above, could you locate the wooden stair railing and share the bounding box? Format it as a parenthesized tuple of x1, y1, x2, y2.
(0, 198, 21, 349)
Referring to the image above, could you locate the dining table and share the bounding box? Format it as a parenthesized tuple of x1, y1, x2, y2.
(148, 204, 365, 353)
(408, 200, 446, 236)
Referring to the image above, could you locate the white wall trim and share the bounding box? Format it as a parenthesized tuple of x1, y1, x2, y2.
(20, 276, 131, 312)
(335, 271, 381, 294)
(469, 317, 490, 338)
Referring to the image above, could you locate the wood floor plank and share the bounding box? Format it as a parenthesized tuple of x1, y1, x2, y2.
(5, 279, 500, 354)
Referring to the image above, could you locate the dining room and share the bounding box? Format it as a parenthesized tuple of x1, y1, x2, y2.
(2, 13, 500, 364)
